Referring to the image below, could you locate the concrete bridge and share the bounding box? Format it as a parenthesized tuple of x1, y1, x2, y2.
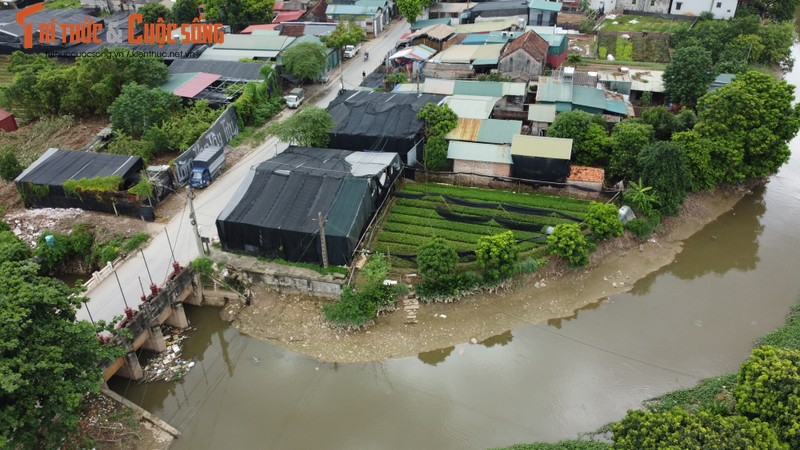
(102, 264, 198, 382)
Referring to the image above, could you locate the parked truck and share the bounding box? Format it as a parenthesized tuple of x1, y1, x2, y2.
(343, 43, 361, 58)
(284, 88, 305, 108)
(189, 146, 225, 188)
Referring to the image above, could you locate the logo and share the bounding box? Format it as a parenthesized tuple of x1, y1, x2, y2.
(16, 6, 225, 49)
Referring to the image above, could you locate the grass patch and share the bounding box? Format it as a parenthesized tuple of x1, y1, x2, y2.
(229, 125, 269, 148)
(601, 15, 690, 33)
(579, 58, 668, 71)
(491, 441, 611, 450)
(757, 301, 800, 349)
(256, 256, 349, 276)
(44, 0, 81, 8)
(0, 55, 15, 86)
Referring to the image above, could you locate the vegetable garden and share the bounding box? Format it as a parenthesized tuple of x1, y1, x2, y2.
(373, 183, 595, 264)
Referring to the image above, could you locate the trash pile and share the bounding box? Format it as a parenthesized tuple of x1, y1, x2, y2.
(141, 325, 197, 383)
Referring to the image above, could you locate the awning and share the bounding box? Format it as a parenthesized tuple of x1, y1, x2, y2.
(173, 73, 221, 98)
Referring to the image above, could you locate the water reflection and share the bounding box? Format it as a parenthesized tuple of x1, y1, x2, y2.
(418, 346, 455, 366)
(547, 300, 605, 329)
(480, 330, 513, 348)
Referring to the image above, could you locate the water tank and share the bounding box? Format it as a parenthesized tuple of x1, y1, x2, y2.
(45, 235, 55, 247)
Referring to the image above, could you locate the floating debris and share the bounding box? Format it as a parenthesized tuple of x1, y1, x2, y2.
(141, 325, 197, 383)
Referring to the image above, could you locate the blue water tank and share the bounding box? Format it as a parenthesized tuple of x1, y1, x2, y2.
(45, 235, 55, 247)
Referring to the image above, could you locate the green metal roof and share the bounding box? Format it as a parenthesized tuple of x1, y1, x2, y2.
(447, 141, 513, 164)
(476, 119, 522, 144)
(410, 18, 451, 30)
(536, 78, 573, 103)
(160, 72, 197, 93)
(528, 0, 563, 13)
(572, 86, 607, 111)
(605, 99, 628, 116)
(214, 34, 295, 51)
(454, 81, 504, 97)
(472, 58, 499, 65)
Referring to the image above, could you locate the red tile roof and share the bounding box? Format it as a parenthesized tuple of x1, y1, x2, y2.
(0, 108, 13, 121)
(241, 24, 279, 33)
(273, 10, 305, 23)
(501, 30, 548, 62)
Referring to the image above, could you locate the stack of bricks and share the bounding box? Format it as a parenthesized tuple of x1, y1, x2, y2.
(404, 291, 419, 324)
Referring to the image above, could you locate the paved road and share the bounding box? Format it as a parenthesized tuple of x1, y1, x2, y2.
(78, 19, 411, 324)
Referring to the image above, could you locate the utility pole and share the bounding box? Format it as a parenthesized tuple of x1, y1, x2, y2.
(317, 211, 329, 268)
(186, 185, 205, 257)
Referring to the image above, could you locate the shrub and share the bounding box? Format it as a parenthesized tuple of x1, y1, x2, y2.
(0, 150, 23, 181)
(638, 141, 691, 216)
(361, 253, 391, 285)
(322, 286, 377, 329)
(417, 238, 458, 283)
(191, 256, 215, 279)
(476, 231, 519, 282)
(121, 232, 150, 254)
(612, 408, 787, 450)
(735, 346, 800, 448)
(127, 178, 153, 199)
(516, 256, 547, 275)
(546, 223, 592, 268)
(585, 202, 623, 241)
(0, 230, 32, 263)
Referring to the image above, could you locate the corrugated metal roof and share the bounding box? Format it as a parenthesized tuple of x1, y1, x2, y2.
(472, 43, 505, 60)
(455, 18, 517, 33)
(529, 0, 563, 12)
(198, 48, 281, 61)
(274, 10, 306, 22)
(630, 69, 665, 93)
(536, 78, 573, 102)
(355, 0, 390, 6)
(410, 18, 452, 30)
(511, 135, 572, 160)
(424, 78, 456, 95)
(326, 4, 380, 15)
(447, 118, 482, 141)
(443, 95, 499, 119)
(214, 34, 295, 50)
(476, 119, 522, 144)
(604, 99, 628, 116)
(174, 73, 221, 98)
(433, 45, 478, 64)
(447, 141, 513, 164)
(527, 104, 556, 122)
(389, 44, 437, 61)
(251, 29, 282, 36)
(572, 86, 607, 110)
(241, 24, 280, 33)
(160, 72, 197, 93)
(454, 80, 501, 97)
(169, 59, 267, 81)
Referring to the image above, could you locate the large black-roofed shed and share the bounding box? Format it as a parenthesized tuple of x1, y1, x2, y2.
(327, 90, 445, 165)
(15, 148, 146, 215)
(217, 147, 402, 266)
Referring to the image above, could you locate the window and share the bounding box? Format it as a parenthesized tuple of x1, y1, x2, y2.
(631, 0, 636, 4)
(716, 1, 721, 7)
(650, 0, 655, 6)
(675, 2, 682, 10)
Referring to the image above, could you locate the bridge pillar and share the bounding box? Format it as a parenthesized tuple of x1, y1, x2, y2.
(142, 326, 167, 353)
(165, 302, 190, 329)
(115, 351, 144, 381)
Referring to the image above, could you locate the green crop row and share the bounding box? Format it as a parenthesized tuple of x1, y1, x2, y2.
(382, 221, 540, 244)
(374, 237, 542, 257)
(394, 198, 579, 226)
(401, 183, 593, 213)
(386, 211, 517, 235)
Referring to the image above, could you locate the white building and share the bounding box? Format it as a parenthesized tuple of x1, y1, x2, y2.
(588, 0, 736, 19)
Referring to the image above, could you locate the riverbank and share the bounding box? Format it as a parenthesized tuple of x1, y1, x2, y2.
(230, 185, 750, 363)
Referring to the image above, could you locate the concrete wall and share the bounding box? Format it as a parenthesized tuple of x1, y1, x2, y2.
(453, 160, 512, 178)
(529, 9, 557, 26)
(590, 0, 617, 14)
(246, 270, 344, 298)
(498, 49, 545, 81)
(670, 0, 736, 19)
(617, 0, 670, 14)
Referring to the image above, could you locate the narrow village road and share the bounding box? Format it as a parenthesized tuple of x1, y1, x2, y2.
(78, 18, 411, 324)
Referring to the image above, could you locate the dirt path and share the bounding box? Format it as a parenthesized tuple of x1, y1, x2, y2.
(231, 186, 749, 363)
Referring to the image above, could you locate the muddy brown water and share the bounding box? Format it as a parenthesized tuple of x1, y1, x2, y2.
(110, 50, 800, 450)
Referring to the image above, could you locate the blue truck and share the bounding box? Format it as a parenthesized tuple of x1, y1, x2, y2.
(189, 146, 225, 188)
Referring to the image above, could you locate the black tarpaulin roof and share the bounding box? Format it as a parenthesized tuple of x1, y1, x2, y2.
(169, 59, 267, 81)
(15, 148, 143, 187)
(327, 90, 445, 156)
(216, 147, 402, 265)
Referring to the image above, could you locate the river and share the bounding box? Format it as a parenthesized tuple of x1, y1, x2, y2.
(110, 49, 800, 449)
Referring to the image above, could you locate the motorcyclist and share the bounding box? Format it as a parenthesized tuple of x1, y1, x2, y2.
(364, 52, 369, 61)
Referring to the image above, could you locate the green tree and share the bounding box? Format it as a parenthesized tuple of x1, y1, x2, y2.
(106, 132, 156, 162)
(608, 121, 653, 181)
(139, 2, 172, 23)
(397, 0, 426, 23)
(735, 346, 800, 448)
(172, 0, 200, 23)
(423, 135, 448, 171)
(108, 83, 181, 138)
(148, 100, 221, 154)
(203, 0, 274, 31)
(663, 46, 716, 107)
(637, 141, 691, 216)
(0, 231, 32, 263)
(282, 42, 328, 82)
(622, 178, 659, 215)
(0, 150, 22, 181)
(546, 223, 592, 268)
(267, 106, 334, 147)
(739, 0, 800, 22)
(612, 408, 787, 450)
(639, 105, 679, 141)
(320, 21, 366, 51)
(671, 130, 717, 191)
(585, 202, 623, 241)
(417, 238, 458, 283)
(694, 71, 800, 183)
(0, 261, 120, 448)
(547, 110, 609, 166)
(476, 231, 519, 282)
(417, 103, 458, 138)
